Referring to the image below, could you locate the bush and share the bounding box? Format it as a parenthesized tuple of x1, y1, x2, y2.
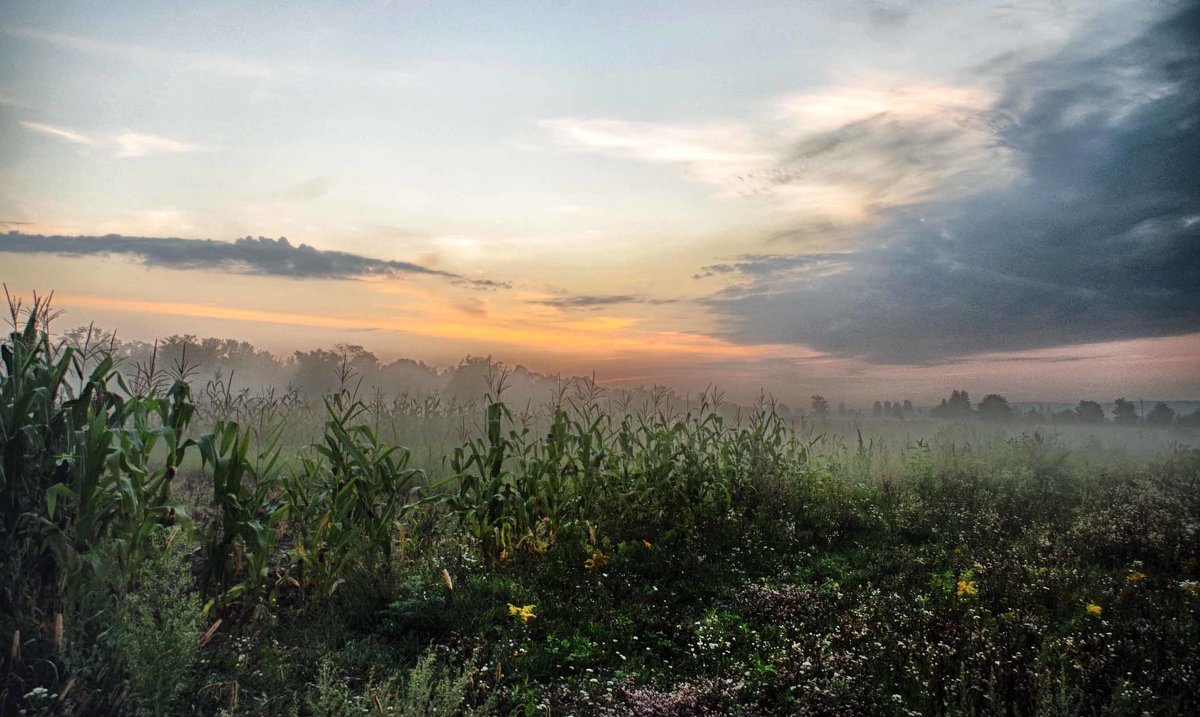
(114, 527, 205, 716)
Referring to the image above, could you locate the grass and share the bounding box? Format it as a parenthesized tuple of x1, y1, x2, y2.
(2, 298, 1200, 715)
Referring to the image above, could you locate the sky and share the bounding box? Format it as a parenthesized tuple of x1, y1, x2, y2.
(1, 0, 1197, 404)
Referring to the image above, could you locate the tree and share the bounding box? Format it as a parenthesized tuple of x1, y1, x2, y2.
(1076, 400, 1105, 425)
(873, 401, 883, 418)
(837, 402, 846, 417)
(1112, 398, 1139, 426)
(932, 390, 972, 420)
(903, 399, 913, 414)
(1146, 402, 1176, 428)
(291, 348, 345, 396)
(977, 394, 1012, 422)
(810, 395, 831, 420)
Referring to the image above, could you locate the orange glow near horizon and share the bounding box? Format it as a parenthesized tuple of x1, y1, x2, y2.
(52, 292, 797, 362)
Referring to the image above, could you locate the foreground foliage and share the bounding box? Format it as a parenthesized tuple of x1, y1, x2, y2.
(2, 299, 1200, 715)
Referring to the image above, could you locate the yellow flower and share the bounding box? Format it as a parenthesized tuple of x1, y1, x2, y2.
(584, 551, 610, 570)
(642, 539, 653, 549)
(956, 579, 977, 597)
(1126, 571, 1147, 584)
(1086, 603, 1102, 617)
(507, 603, 536, 622)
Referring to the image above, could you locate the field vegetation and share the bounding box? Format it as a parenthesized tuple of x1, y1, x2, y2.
(3, 294, 1200, 715)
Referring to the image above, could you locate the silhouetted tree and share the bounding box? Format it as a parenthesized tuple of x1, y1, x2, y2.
(903, 399, 913, 414)
(810, 395, 831, 420)
(444, 355, 500, 404)
(1146, 402, 1176, 427)
(1112, 398, 1139, 426)
(1054, 408, 1078, 423)
(837, 401, 846, 417)
(1076, 400, 1106, 425)
(932, 390, 972, 419)
(977, 394, 1012, 422)
(873, 401, 883, 418)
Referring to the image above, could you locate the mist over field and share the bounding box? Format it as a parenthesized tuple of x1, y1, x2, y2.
(2, 1, 1199, 715)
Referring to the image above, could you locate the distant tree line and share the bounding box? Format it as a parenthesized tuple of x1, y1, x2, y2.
(55, 326, 1197, 429)
(927, 390, 1199, 428)
(803, 389, 1198, 429)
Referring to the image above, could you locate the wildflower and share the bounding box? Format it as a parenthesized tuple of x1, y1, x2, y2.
(956, 579, 977, 597)
(1126, 571, 1147, 584)
(642, 539, 653, 548)
(1086, 603, 1102, 617)
(508, 603, 536, 622)
(585, 551, 610, 570)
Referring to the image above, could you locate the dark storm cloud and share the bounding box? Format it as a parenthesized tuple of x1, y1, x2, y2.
(0, 233, 509, 289)
(704, 5, 1200, 364)
(532, 294, 678, 310)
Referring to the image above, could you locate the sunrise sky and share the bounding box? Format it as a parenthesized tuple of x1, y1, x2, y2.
(2, 1, 1197, 404)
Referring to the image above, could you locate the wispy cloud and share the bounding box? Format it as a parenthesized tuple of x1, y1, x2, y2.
(113, 131, 204, 158)
(0, 92, 30, 108)
(538, 118, 767, 164)
(537, 119, 768, 184)
(19, 120, 93, 145)
(0, 233, 509, 289)
(531, 294, 679, 310)
(2, 26, 274, 80)
(283, 176, 331, 201)
(693, 253, 851, 281)
(18, 120, 206, 157)
(539, 78, 1013, 229)
(2, 25, 421, 90)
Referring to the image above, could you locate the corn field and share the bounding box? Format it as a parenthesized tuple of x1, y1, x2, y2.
(3, 295, 1200, 716)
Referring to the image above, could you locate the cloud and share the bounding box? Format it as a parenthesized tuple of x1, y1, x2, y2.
(0, 93, 30, 108)
(537, 118, 768, 184)
(537, 119, 766, 164)
(539, 78, 1013, 229)
(19, 120, 94, 145)
(702, 5, 1200, 364)
(18, 121, 206, 157)
(0, 233, 509, 289)
(692, 253, 850, 280)
(864, 1, 914, 28)
(531, 294, 679, 310)
(113, 131, 204, 158)
(2, 26, 419, 90)
(284, 176, 331, 201)
(2, 26, 274, 80)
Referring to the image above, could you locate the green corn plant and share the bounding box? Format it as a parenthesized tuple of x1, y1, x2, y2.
(444, 397, 521, 564)
(1, 293, 77, 624)
(198, 419, 287, 616)
(287, 391, 422, 597)
(2, 291, 199, 715)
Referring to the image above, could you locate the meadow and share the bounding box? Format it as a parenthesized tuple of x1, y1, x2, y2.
(3, 297, 1200, 716)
